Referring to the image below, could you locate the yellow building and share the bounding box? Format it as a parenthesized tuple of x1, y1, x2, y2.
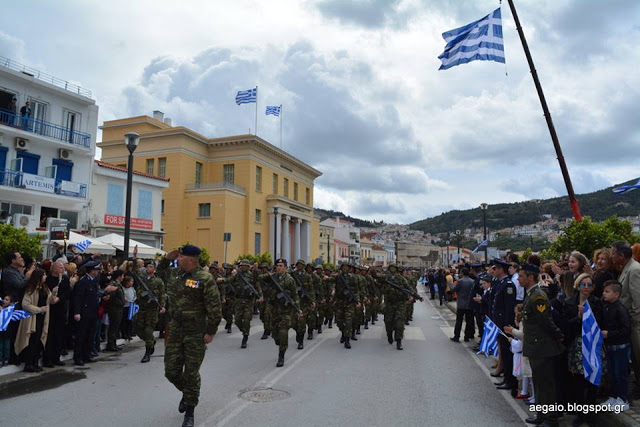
(97, 112, 322, 263)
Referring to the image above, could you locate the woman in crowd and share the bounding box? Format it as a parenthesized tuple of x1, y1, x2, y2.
(15, 269, 59, 372)
(592, 248, 616, 299)
(568, 251, 589, 279)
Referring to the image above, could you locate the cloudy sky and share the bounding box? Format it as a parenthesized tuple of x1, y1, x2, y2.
(2, 0, 638, 224)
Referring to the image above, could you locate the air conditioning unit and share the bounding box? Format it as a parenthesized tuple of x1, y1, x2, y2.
(13, 214, 37, 233)
(15, 137, 29, 150)
(58, 148, 71, 160)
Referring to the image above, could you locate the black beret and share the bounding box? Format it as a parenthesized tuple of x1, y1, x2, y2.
(275, 258, 288, 266)
(180, 245, 201, 257)
(522, 263, 540, 274)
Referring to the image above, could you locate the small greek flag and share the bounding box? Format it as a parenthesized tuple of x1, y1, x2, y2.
(235, 88, 257, 105)
(11, 309, 31, 322)
(266, 106, 281, 116)
(0, 304, 15, 331)
(582, 300, 603, 386)
(74, 239, 92, 253)
(613, 178, 640, 195)
(438, 8, 505, 70)
(128, 303, 140, 321)
(472, 239, 489, 254)
(477, 316, 499, 357)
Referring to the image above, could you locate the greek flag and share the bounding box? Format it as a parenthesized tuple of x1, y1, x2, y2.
(438, 8, 505, 70)
(613, 178, 640, 195)
(582, 300, 603, 386)
(472, 239, 489, 254)
(477, 316, 499, 357)
(11, 309, 31, 322)
(266, 106, 281, 116)
(235, 88, 257, 105)
(74, 239, 92, 253)
(128, 303, 140, 321)
(0, 304, 15, 331)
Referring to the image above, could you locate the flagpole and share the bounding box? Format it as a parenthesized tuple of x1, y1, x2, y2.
(506, 0, 582, 221)
(254, 86, 258, 136)
(279, 104, 283, 149)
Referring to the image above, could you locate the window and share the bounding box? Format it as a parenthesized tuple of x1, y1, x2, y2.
(255, 209, 262, 223)
(283, 178, 289, 197)
(255, 166, 262, 191)
(198, 203, 211, 217)
(59, 210, 78, 229)
(1, 202, 32, 216)
(106, 183, 124, 216)
(306, 188, 310, 205)
(63, 110, 80, 143)
(223, 164, 234, 184)
(320, 244, 324, 250)
(137, 189, 152, 219)
(161, 199, 165, 214)
(254, 233, 261, 255)
(293, 182, 298, 201)
(146, 159, 155, 175)
(272, 173, 278, 194)
(195, 162, 203, 186)
(158, 158, 167, 178)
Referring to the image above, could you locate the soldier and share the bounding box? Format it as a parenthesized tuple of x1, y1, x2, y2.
(333, 263, 360, 348)
(351, 264, 365, 335)
(135, 261, 166, 363)
(291, 259, 315, 348)
(221, 260, 263, 348)
(261, 258, 301, 367)
(257, 262, 272, 339)
(490, 259, 518, 391)
(381, 263, 413, 350)
(221, 263, 236, 333)
(323, 266, 336, 329)
(104, 269, 126, 352)
(163, 245, 222, 427)
(311, 264, 326, 334)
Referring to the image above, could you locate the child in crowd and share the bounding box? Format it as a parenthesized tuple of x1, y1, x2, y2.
(121, 277, 136, 340)
(601, 280, 631, 411)
(0, 295, 14, 366)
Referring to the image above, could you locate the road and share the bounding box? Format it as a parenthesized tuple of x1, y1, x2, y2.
(1, 285, 528, 427)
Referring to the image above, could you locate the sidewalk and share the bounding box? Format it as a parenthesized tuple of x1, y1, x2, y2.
(442, 300, 638, 427)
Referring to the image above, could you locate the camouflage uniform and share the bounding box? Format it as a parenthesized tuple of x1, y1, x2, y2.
(228, 262, 262, 347)
(221, 264, 236, 333)
(291, 261, 316, 347)
(334, 266, 361, 347)
(164, 265, 222, 407)
(353, 267, 367, 334)
(311, 266, 326, 333)
(363, 270, 378, 327)
(256, 265, 272, 339)
(105, 279, 125, 350)
(382, 266, 411, 350)
(324, 269, 335, 328)
(135, 272, 166, 352)
(261, 271, 299, 354)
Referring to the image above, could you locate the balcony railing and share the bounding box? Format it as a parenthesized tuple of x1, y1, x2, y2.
(0, 108, 91, 148)
(1, 169, 87, 198)
(0, 56, 92, 98)
(186, 181, 246, 194)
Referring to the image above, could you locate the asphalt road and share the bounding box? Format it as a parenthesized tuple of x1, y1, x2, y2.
(0, 285, 528, 427)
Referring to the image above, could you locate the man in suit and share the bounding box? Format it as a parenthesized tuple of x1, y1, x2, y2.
(611, 240, 640, 394)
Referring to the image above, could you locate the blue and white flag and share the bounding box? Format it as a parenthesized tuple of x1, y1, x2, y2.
(235, 88, 257, 105)
(613, 178, 640, 195)
(265, 106, 281, 116)
(0, 304, 15, 332)
(472, 239, 489, 254)
(477, 316, 500, 357)
(128, 303, 140, 321)
(438, 8, 505, 70)
(74, 239, 92, 253)
(582, 300, 603, 386)
(10, 309, 31, 322)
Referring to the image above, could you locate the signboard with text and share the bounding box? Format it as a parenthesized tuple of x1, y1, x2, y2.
(22, 173, 55, 193)
(104, 214, 153, 230)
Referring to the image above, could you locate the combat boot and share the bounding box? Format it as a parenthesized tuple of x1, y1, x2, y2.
(178, 398, 186, 413)
(226, 322, 232, 333)
(324, 318, 329, 325)
(150, 341, 155, 355)
(396, 339, 403, 350)
(276, 351, 285, 367)
(387, 330, 394, 344)
(140, 349, 151, 363)
(328, 319, 333, 328)
(364, 320, 369, 330)
(340, 334, 345, 344)
(317, 324, 322, 334)
(351, 331, 358, 341)
(371, 317, 375, 325)
(344, 337, 351, 349)
(296, 333, 304, 349)
(182, 405, 195, 427)
(307, 326, 313, 340)
(404, 320, 410, 325)
(261, 330, 270, 340)
(356, 326, 361, 335)
(241, 335, 248, 349)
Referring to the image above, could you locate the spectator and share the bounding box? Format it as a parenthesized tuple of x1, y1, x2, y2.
(568, 251, 588, 279)
(592, 248, 616, 299)
(20, 101, 31, 131)
(1, 252, 35, 302)
(6, 97, 17, 126)
(450, 268, 475, 342)
(121, 276, 136, 340)
(15, 269, 59, 373)
(0, 295, 14, 366)
(632, 243, 640, 264)
(43, 261, 71, 367)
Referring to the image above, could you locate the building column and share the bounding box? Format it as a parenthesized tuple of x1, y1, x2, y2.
(294, 218, 301, 261)
(269, 213, 275, 261)
(300, 220, 311, 262)
(305, 222, 311, 263)
(282, 215, 291, 263)
(275, 212, 282, 259)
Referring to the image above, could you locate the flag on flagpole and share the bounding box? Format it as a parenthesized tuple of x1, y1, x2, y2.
(235, 88, 257, 105)
(613, 178, 640, 195)
(582, 300, 604, 386)
(0, 304, 15, 331)
(10, 309, 31, 322)
(477, 316, 499, 357)
(438, 8, 505, 70)
(472, 239, 489, 254)
(128, 303, 140, 321)
(265, 106, 281, 116)
(74, 239, 92, 253)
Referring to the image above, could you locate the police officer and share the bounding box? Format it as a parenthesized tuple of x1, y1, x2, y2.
(72, 261, 102, 366)
(491, 259, 518, 391)
(163, 245, 222, 427)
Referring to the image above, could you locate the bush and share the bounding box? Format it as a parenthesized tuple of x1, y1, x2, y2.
(233, 252, 273, 266)
(0, 224, 44, 268)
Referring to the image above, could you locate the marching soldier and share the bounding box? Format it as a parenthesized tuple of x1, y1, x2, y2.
(136, 261, 166, 363)
(257, 262, 272, 339)
(163, 245, 222, 427)
(324, 266, 336, 329)
(380, 263, 413, 350)
(221, 260, 263, 348)
(363, 267, 379, 328)
(311, 264, 326, 334)
(352, 264, 366, 336)
(221, 263, 236, 333)
(333, 263, 361, 348)
(291, 259, 316, 349)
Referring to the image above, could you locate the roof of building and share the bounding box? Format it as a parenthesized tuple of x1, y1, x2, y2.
(94, 160, 170, 182)
(360, 232, 378, 239)
(334, 239, 349, 245)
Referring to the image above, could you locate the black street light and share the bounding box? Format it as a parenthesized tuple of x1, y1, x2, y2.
(481, 203, 488, 263)
(273, 207, 279, 262)
(445, 239, 450, 267)
(327, 232, 331, 265)
(455, 229, 461, 259)
(123, 132, 140, 260)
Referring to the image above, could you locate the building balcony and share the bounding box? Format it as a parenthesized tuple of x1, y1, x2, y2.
(0, 169, 87, 198)
(185, 181, 246, 195)
(0, 108, 91, 148)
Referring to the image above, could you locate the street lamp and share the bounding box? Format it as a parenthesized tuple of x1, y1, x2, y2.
(273, 207, 279, 261)
(327, 232, 331, 265)
(455, 229, 461, 259)
(481, 203, 488, 263)
(445, 239, 450, 267)
(123, 132, 140, 260)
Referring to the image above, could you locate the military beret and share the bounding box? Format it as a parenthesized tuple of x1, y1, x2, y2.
(521, 263, 540, 274)
(83, 260, 101, 270)
(275, 258, 288, 266)
(295, 259, 306, 266)
(180, 245, 201, 257)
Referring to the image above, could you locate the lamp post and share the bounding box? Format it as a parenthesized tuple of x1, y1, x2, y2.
(445, 240, 450, 267)
(273, 207, 279, 261)
(123, 132, 140, 260)
(481, 203, 488, 263)
(455, 229, 461, 260)
(327, 232, 331, 265)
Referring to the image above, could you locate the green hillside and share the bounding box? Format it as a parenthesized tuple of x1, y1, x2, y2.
(313, 208, 382, 228)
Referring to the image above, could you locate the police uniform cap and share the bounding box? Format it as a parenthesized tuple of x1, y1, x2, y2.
(180, 245, 201, 257)
(470, 262, 484, 269)
(275, 258, 288, 266)
(521, 263, 540, 274)
(479, 273, 492, 283)
(492, 258, 510, 269)
(83, 260, 101, 271)
(295, 259, 306, 266)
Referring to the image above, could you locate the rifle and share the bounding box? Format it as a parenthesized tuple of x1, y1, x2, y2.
(291, 271, 311, 301)
(236, 272, 260, 298)
(267, 274, 301, 312)
(384, 278, 424, 302)
(224, 276, 237, 297)
(127, 272, 162, 308)
(337, 274, 357, 303)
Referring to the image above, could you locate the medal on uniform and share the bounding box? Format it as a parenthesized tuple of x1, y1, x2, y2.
(185, 279, 200, 288)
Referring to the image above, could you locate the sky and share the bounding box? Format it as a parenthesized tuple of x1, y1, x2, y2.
(2, 0, 639, 224)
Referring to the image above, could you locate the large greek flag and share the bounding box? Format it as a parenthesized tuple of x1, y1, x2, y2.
(477, 316, 499, 357)
(438, 8, 505, 70)
(582, 300, 603, 385)
(235, 88, 257, 105)
(0, 304, 15, 331)
(472, 239, 489, 254)
(266, 106, 281, 116)
(613, 178, 640, 195)
(74, 239, 92, 253)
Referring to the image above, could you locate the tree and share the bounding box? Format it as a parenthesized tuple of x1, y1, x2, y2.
(0, 224, 44, 267)
(233, 252, 273, 266)
(179, 242, 210, 267)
